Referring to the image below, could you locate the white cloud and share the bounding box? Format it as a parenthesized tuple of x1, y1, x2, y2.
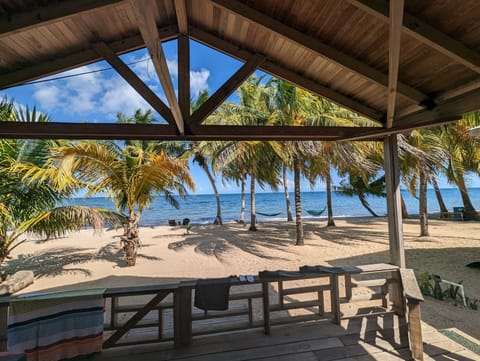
(190, 68, 210, 97)
(100, 77, 151, 117)
(32, 84, 61, 110)
(167, 58, 178, 78)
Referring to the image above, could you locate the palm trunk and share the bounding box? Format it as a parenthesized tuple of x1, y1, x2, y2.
(359, 195, 379, 217)
(401, 194, 409, 219)
(293, 156, 304, 245)
(239, 172, 246, 224)
(202, 163, 222, 225)
(455, 171, 480, 220)
(326, 168, 335, 227)
(122, 210, 140, 266)
(283, 165, 293, 221)
(249, 175, 257, 231)
(419, 163, 429, 236)
(429, 173, 448, 215)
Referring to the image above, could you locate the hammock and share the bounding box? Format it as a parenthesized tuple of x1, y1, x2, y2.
(256, 211, 282, 217)
(306, 207, 326, 217)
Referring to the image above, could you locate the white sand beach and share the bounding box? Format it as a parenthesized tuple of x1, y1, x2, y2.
(5, 217, 480, 340)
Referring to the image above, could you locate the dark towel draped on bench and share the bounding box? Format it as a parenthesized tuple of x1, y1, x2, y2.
(258, 270, 305, 278)
(194, 278, 231, 311)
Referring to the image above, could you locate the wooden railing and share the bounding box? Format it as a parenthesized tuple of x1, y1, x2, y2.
(0, 263, 424, 358)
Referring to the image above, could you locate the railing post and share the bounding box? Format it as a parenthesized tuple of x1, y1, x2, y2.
(174, 284, 192, 348)
(262, 281, 270, 335)
(0, 303, 8, 351)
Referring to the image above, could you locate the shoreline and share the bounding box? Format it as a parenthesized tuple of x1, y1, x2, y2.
(4, 217, 480, 339)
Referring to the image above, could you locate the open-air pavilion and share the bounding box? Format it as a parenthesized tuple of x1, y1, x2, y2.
(1, 0, 480, 360)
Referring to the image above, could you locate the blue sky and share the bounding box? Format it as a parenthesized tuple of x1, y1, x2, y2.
(1, 39, 478, 194)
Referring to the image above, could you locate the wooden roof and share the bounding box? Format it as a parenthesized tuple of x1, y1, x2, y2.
(1, 0, 480, 141)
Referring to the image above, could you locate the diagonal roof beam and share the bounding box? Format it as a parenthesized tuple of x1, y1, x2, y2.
(339, 87, 480, 141)
(347, 0, 480, 74)
(189, 26, 384, 123)
(386, 0, 404, 128)
(174, 0, 189, 34)
(210, 0, 428, 106)
(189, 54, 265, 126)
(92, 41, 174, 125)
(0, 25, 178, 89)
(130, 0, 184, 134)
(0, 0, 124, 39)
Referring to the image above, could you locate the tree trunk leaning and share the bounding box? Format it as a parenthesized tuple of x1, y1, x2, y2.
(293, 157, 304, 245)
(456, 172, 480, 220)
(429, 173, 448, 215)
(203, 163, 222, 225)
(240, 172, 246, 224)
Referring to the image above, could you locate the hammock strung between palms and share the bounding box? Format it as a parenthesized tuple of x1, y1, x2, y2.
(256, 211, 282, 217)
(306, 206, 327, 217)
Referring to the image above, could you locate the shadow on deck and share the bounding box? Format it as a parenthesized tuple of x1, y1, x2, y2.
(92, 316, 478, 361)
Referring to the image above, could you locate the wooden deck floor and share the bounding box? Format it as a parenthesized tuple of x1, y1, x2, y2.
(91, 315, 479, 361)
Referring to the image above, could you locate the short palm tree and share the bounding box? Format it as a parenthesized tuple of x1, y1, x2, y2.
(0, 100, 124, 272)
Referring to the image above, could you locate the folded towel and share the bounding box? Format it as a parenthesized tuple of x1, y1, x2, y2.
(8, 288, 105, 361)
(299, 265, 345, 274)
(258, 270, 305, 279)
(194, 278, 231, 311)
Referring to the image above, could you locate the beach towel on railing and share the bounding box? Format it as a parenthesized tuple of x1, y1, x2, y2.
(7, 288, 105, 361)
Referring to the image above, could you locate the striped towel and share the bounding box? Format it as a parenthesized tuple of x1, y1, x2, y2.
(7, 289, 105, 361)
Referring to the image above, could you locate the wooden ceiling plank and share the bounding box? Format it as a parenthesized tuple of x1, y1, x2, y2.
(92, 41, 174, 125)
(129, 0, 184, 134)
(386, 0, 404, 128)
(189, 53, 265, 126)
(189, 25, 384, 123)
(174, 0, 188, 34)
(0, 0, 124, 39)
(347, 0, 480, 74)
(209, 0, 428, 105)
(0, 25, 178, 89)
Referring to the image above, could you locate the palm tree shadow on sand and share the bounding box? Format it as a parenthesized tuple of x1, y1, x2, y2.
(166, 223, 323, 262)
(5, 242, 163, 278)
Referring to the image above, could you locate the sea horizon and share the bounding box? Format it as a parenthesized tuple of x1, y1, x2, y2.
(66, 187, 480, 227)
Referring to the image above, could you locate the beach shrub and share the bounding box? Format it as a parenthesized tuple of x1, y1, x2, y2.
(466, 297, 478, 310)
(418, 272, 433, 296)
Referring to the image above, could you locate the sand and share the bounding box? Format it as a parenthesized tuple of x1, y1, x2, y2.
(5, 217, 480, 339)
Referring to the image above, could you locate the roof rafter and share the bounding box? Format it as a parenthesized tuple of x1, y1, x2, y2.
(339, 87, 480, 141)
(0, 25, 179, 89)
(175, 0, 190, 122)
(347, 0, 480, 74)
(92, 41, 174, 125)
(189, 26, 385, 123)
(129, 0, 184, 134)
(386, 0, 404, 128)
(189, 54, 265, 126)
(0, 0, 124, 39)
(209, 0, 429, 106)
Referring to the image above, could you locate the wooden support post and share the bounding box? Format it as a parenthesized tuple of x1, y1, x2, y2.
(278, 280, 283, 307)
(331, 275, 341, 324)
(0, 304, 8, 351)
(110, 296, 118, 329)
(345, 274, 352, 300)
(407, 300, 424, 361)
(384, 135, 405, 311)
(318, 290, 324, 316)
(262, 282, 270, 335)
(174, 286, 192, 348)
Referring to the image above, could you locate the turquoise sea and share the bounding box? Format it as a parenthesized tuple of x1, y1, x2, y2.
(68, 188, 480, 226)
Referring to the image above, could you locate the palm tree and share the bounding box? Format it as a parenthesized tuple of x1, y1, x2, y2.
(338, 174, 386, 217)
(211, 76, 282, 231)
(436, 114, 480, 220)
(0, 100, 124, 272)
(47, 140, 195, 266)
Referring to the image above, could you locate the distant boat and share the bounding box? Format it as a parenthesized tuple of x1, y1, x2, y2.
(306, 207, 327, 217)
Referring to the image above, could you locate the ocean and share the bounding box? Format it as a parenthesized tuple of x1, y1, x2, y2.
(67, 188, 480, 227)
